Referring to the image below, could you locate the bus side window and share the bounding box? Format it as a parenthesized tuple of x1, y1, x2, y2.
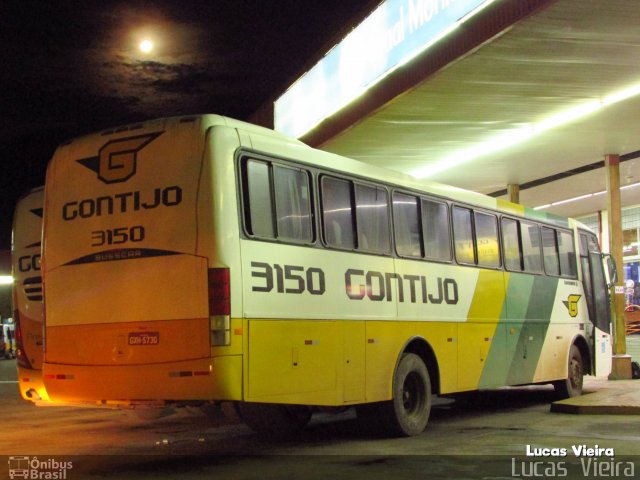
(557, 230, 577, 277)
(355, 184, 390, 254)
(542, 227, 560, 276)
(321, 176, 355, 249)
(245, 159, 275, 238)
(273, 165, 313, 243)
(502, 218, 543, 274)
(521, 221, 543, 273)
(502, 217, 521, 271)
(422, 198, 450, 261)
(452, 206, 475, 265)
(392, 193, 422, 258)
(475, 211, 500, 268)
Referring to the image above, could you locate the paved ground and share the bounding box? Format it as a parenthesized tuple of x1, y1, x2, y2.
(2, 358, 639, 479)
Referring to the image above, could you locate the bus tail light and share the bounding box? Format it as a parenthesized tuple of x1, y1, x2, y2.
(208, 268, 230, 346)
(14, 309, 33, 370)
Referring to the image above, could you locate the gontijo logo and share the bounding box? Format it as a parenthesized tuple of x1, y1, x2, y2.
(77, 132, 162, 184)
(563, 294, 581, 318)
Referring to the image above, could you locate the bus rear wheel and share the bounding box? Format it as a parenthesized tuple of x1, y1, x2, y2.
(237, 402, 312, 437)
(554, 344, 584, 399)
(358, 353, 431, 437)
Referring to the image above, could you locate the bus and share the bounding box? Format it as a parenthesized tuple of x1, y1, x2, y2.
(12, 187, 50, 403)
(42, 114, 613, 436)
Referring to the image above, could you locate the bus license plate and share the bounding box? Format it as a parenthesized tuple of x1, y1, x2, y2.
(128, 332, 160, 346)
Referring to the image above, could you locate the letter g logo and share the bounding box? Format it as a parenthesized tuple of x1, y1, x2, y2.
(77, 132, 162, 184)
(562, 294, 581, 318)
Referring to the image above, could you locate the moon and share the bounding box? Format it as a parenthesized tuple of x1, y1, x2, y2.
(139, 39, 154, 54)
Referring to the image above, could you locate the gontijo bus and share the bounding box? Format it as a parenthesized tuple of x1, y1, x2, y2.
(12, 186, 50, 403)
(42, 114, 613, 436)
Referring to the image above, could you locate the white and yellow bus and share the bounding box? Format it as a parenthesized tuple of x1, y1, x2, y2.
(42, 115, 613, 436)
(12, 186, 50, 403)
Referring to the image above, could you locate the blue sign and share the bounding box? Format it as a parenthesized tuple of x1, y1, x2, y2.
(275, 0, 493, 138)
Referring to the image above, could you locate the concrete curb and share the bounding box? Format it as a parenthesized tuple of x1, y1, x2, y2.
(550, 378, 640, 415)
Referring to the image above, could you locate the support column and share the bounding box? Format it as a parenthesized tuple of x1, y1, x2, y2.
(605, 154, 632, 380)
(507, 184, 520, 204)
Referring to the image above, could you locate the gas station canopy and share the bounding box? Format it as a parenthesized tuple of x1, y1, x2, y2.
(273, 0, 640, 219)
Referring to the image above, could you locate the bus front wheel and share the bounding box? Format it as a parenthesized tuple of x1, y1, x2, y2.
(554, 344, 584, 398)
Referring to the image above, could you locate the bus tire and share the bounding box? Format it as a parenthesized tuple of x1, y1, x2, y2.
(237, 402, 312, 437)
(554, 344, 584, 399)
(363, 353, 431, 437)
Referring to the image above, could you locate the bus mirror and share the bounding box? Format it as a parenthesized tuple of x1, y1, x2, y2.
(602, 254, 618, 288)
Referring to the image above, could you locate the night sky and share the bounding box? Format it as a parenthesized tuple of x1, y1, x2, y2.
(0, 0, 377, 250)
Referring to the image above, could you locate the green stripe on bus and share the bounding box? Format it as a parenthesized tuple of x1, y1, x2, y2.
(480, 274, 559, 388)
(506, 275, 558, 384)
(481, 273, 533, 388)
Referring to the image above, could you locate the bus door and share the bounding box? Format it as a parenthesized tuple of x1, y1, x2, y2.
(579, 231, 612, 376)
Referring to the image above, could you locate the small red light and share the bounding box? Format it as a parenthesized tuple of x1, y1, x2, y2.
(208, 268, 230, 316)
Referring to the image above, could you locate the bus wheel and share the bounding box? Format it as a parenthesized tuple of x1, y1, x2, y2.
(237, 402, 312, 437)
(554, 344, 584, 399)
(361, 353, 431, 437)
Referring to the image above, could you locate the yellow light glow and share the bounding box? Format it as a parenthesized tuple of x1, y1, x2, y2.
(139, 39, 154, 54)
(0, 275, 14, 286)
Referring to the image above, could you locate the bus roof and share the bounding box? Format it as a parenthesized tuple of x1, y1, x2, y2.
(54, 113, 575, 230)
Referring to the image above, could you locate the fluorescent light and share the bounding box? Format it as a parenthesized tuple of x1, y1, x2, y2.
(533, 101, 600, 133)
(552, 193, 594, 206)
(602, 83, 640, 106)
(533, 204, 551, 211)
(412, 81, 640, 179)
(0, 276, 13, 285)
(533, 182, 640, 210)
(412, 127, 534, 178)
(534, 196, 592, 211)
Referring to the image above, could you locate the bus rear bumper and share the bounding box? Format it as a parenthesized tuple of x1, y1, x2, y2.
(42, 355, 243, 405)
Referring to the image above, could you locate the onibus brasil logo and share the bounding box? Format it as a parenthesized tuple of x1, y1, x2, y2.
(8, 456, 73, 479)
